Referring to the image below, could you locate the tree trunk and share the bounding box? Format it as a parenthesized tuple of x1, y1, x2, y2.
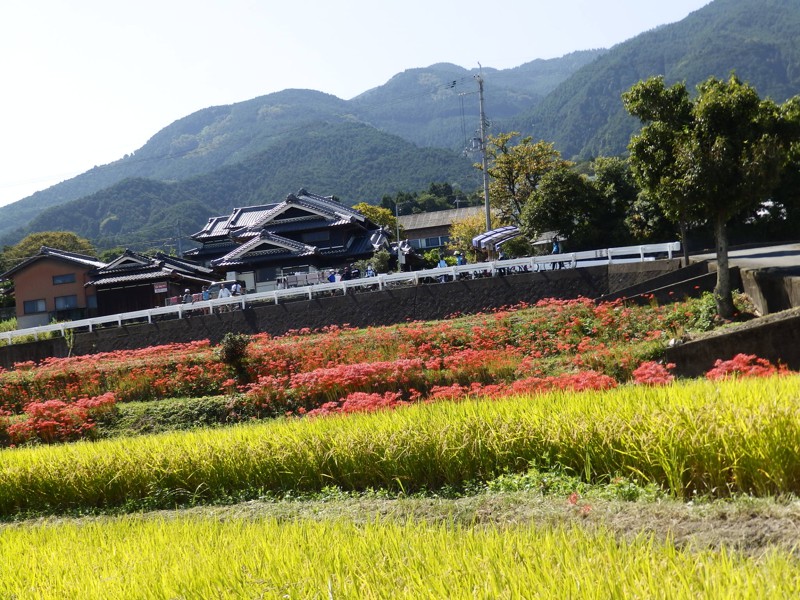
(679, 219, 689, 265)
(713, 213, 735, 319)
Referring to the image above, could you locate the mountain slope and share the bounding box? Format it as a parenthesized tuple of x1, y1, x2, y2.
(349, 52, 604, 149)
(17, 122, 478, 250)
(520, 0, 800, 158)
(0, 53, 600, 242)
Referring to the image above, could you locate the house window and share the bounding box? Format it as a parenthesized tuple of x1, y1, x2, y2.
(52, 273, 76, 285)
(23, 299, 46, 314)
(54, 295, 78, 310)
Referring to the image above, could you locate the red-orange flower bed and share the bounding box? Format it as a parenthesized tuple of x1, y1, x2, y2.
(0, 296, 780, 447)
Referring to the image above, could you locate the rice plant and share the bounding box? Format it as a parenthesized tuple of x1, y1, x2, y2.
(0, 513, 797, 599)
(1, 375, 798, 517)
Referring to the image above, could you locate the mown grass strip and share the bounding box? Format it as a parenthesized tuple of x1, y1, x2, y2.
(0, 513, 798, 599)
(1, 376, 799, 517)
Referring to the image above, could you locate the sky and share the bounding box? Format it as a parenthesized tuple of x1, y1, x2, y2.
(0, 0, 712, 207)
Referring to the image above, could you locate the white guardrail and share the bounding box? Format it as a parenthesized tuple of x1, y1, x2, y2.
(1, 242, 680, 345)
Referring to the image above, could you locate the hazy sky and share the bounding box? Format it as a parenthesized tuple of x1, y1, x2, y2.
(0, 0, 711, 206)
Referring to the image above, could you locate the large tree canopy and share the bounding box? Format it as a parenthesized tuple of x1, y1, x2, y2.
(623, 74, 796, 319)
(481, 132, 568, 227)
(1, 231, 97, 273)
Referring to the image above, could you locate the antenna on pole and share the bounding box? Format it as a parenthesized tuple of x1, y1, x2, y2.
(475, 63, 492, 233)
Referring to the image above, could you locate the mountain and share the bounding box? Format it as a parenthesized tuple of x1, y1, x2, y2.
(518, 0, 800, 159)
(19, 122, 480, 250)
(3, 0, 800, 249)
(0, 52, 601, 245)
(349, 52, 603, 149)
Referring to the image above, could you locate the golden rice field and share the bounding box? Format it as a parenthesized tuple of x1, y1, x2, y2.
(1, 512, 798, 599)
(2, 372, 800, 597)
(1, 375, 799, 516)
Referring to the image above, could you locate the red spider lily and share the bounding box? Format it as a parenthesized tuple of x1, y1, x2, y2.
(705, 354, 784, 380)
(632, 361, 675, 386)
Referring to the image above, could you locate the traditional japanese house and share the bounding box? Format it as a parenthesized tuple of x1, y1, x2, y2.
(186, 189, 390, 291)
(87, 250, 216, 315)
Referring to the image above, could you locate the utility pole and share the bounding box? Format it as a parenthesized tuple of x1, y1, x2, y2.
(476, 70, 491, 233)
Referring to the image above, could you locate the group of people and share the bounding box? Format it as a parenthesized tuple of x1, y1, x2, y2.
(182, 281, 242, 307)
(327, 264, 376, 283)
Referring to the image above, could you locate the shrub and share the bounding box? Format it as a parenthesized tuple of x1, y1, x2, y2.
(215, 333, 252, 383)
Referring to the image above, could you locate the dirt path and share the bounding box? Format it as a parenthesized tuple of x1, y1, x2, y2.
(139, 493, 800, 557)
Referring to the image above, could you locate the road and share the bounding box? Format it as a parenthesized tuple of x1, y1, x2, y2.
(691, 242, 800, 271)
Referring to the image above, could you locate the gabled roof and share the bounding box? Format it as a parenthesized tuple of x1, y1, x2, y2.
(249, 189, 363, 228)
(211, 231, 318, 268)
(398, 206, 483, 232)
(1, 246, 106, 279)
(88, 250, 215, 287)
(98, 249, 154, 273)
(190, 189, 367, 244)
(96, 250, 214, 275)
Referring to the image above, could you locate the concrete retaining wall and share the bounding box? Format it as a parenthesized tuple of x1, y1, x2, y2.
(740, 268, 800, 315)
(665, 307, 800, 377)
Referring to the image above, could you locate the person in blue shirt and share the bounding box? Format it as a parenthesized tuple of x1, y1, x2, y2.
(551, 238, 563, 269)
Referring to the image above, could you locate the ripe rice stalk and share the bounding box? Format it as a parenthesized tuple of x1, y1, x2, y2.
(0, 514, 798, 598)
(0, 375, 798, 516)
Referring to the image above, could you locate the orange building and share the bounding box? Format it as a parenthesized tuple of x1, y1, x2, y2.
(1, 246, 106, 329)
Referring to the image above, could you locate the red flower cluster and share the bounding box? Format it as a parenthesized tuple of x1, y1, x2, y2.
(705, 354, 784, 380)
(2, 393, 116, 445)
(632, 361, 675, 386)
(305, 391, 406, 417)
(426, 370, 617, 403)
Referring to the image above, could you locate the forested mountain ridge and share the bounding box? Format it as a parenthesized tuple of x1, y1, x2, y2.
(0, 52, 601, 245)
(3, 0, 800, 249)
(520, 0, 800, 159)
(19, 123, 481, 250)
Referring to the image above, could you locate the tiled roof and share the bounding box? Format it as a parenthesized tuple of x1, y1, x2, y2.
(191, 189, 367, 243)
(398, 206, 483, 231)
(88, 268, 214, 287)
(1, 246, 106, 279)
(211, 231, 317, 267)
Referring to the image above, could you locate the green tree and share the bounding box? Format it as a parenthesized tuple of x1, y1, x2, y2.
(481, 132, 569, 227)
(590, 156, 639, 247)
(521, 157, 639, 252)
(521, 166, 597, 250)
(351, 202, 397, 233)
(623, 74, 794, 319)
(448, 211, 497, 262)
(2, 231, 97, 272)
